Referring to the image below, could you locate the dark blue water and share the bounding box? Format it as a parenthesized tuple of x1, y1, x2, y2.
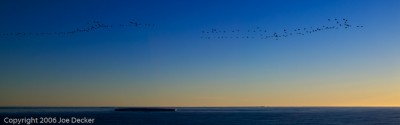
(1, 107, 400, 125)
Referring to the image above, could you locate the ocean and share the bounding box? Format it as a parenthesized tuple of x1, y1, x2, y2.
(1, 107, 400, 125)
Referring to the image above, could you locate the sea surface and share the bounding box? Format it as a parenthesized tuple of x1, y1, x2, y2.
(1, 107, 400, 125)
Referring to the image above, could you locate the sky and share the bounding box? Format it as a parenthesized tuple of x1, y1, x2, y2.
(0, 0, 399, 107)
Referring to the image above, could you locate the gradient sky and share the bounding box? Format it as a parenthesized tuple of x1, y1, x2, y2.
(0, 0, 399, 106)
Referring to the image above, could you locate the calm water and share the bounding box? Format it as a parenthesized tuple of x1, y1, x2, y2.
(1, 107, 400, 125)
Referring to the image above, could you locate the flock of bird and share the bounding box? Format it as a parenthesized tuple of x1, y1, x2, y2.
(0, 20, 155, 37)
(200, 18, 364, 40)
(1, 18, 364, 40)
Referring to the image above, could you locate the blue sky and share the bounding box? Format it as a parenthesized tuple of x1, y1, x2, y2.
(0, 0, 399, 106)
